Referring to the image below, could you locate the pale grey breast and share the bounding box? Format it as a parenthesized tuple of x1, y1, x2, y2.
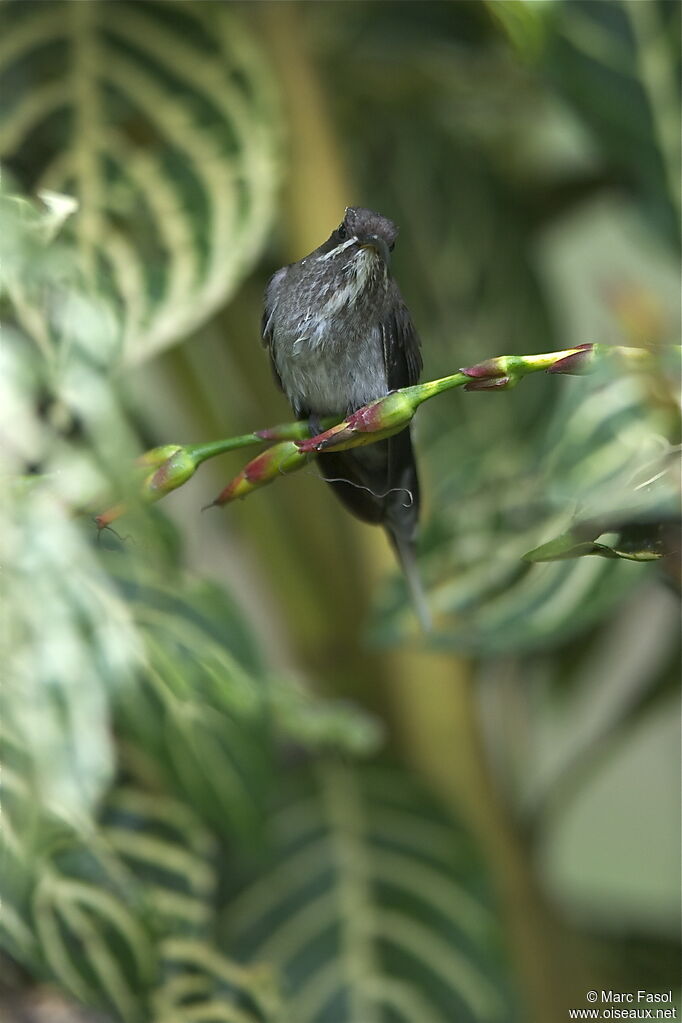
(266, 250, 390, 417)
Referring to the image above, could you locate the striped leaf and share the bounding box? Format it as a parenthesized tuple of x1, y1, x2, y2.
(111, 573, 273, 841)
(1, 448, 140, 821)
(222, 765, 517, 1023)
(550, 0, 680, 242)
(110, 570, 385, 839)
(101, 787, 281, 1021)
(101, 786, 218, 940)
(32, 861, 156, 1022)
(377, 341, 679, 651)
(0, 725, 44, 968)
(153, 938, 280, 1023)
(1, 772, 281, 1022)
(0, 0, 280, 362)
(1, 187, 145, 824)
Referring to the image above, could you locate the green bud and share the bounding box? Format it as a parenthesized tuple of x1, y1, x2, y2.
(141, 446, 198, 500)
(136, 444, 185, 468)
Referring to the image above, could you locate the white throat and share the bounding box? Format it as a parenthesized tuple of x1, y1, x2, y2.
(317, 235, 359, 261)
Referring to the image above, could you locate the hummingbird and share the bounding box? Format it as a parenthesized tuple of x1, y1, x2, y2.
(261, 206, 430, 629)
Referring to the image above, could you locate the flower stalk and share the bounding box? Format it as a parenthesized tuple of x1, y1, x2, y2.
(96, 343, 670, 524)
(95, 419, 336, 527)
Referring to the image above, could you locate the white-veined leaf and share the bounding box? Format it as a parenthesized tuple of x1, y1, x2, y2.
(153, 938, 281, 1023)
(100, 784, 281, 1019)
(101, 786, 217, 939)
(106, 570, 273, 841)
(0, 414, 142, 823)
(33, 864, 156, 1022)
(222, 765, 518, 1023)
(375, 229, 679, 650)
(0, 0, 281, 362)
(0, 187, 149, 824)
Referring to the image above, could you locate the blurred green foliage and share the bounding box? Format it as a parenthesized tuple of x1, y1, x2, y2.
(0, 2, 679, 1022)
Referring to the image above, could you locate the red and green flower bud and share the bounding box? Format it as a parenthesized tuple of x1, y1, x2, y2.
(460, 356, 518, 391)
(96, 445, 196, 528)
(298, 391, 417, 453)
(460, 356, 510, 381)
(461, 345, 598, 386)
(547, 343, 595, 374)
(141, 446, 198, 500)
(136, 444, 186, 469)
(211, 441, 307, 507)
(464, 375, 513, 392)
(98, 341, 662, 522)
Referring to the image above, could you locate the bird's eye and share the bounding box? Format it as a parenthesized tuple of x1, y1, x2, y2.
(389, 241, 395, 252)
(337, 224, 347, 239)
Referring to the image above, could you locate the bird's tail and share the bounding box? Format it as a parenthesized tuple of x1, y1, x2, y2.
(317, 430, 430, 630)
(391, 533, 432, 634)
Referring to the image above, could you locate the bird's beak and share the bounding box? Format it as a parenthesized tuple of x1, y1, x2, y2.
(358, 234, 391, 265)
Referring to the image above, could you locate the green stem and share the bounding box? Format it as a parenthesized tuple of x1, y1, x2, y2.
(383, 347, 595, 409)
(186, 418, 339, 466)
(188, 427, 299, 465)
(412, 347, 592, 403)
(100, 342, 668, 523)
(179, 345, 658, 471)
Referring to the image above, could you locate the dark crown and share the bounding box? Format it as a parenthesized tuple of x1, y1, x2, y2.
(344, 207, 399, 247)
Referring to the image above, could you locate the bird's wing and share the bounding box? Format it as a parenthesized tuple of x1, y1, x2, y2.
(380, 282, 423, 391)
(374, 284, 422, 542)
(318, 291, 423, 536)
(261, 267, 288, 393)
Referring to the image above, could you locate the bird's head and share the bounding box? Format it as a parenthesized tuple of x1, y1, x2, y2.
(317, 207, 398, 271)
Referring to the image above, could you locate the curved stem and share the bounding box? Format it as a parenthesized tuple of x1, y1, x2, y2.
(97, 342, 666, 524)
(187, 420, 334, 465)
